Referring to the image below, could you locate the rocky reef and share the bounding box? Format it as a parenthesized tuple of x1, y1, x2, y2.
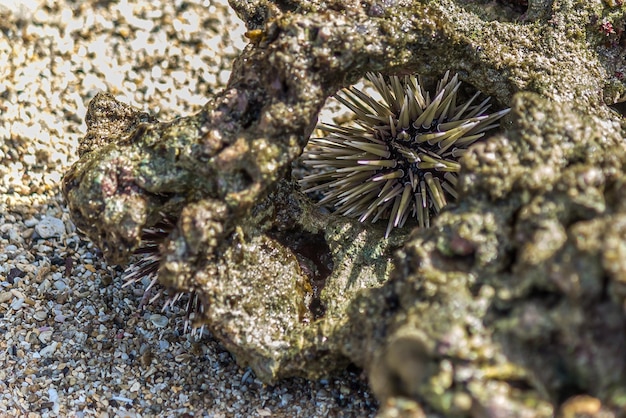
(63, 0, 626, 416)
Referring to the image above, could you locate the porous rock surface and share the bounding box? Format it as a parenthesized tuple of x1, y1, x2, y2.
(63, 0, 626, 416)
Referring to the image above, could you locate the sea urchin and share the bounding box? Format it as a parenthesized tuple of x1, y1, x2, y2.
(123, 214, 205, 338)
(299, 72, 509, 237)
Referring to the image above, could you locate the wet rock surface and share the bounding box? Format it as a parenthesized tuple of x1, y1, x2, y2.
(63, 0, 626, 416)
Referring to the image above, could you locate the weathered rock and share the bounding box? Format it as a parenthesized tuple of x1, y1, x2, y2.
(62, 0, 626, 416)
(340, 93, 626, 416)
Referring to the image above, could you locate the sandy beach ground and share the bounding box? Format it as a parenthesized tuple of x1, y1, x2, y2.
(0, 0, 377, 416)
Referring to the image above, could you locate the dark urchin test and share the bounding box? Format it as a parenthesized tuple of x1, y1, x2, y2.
(299, 72, 509, 238)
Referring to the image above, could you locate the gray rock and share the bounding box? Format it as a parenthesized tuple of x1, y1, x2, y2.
(35, 216, 66, 238)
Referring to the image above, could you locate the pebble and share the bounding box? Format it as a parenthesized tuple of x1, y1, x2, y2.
(0, 291, 12, 303)
(37, 278, 51, 292)
(24, 218, 38, 227)
(39, 342, 58, 357)
(54, 280, 67, 291)
(39, 329, 53, 344)
(10, 298, 24, 310)
(111, 395, 133, 404)
(7, 229, 21, 243)
(33, 310, 48, 321)
(150, 314, 168, 328)
(48, 387, 59, 403)
(48, 387, 60, 414)
(35, 216, 66, 238)
(257, 408, 272, 417)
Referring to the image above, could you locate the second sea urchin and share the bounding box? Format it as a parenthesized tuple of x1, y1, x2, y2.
(299, 72, 509, 237)
(123, 215, 205, 338)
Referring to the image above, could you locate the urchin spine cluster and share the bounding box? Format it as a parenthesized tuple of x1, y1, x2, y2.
(300, 72, 509, 237)
(123, 215, 205, 338)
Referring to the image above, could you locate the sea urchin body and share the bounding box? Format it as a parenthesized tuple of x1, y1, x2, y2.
(299, 72, 509, 237)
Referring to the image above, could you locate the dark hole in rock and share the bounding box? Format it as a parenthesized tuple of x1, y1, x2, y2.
(459, 0, 529, 21)
(384, 290, 400, 312)
(506, 375, 535, 392)
(502, 245, 518, 274)
(610, 100, 626, 117)
(238, 168, 254, 190)
(555, 377, 586, 405)
(268, 229, 334, 320)
(240, 96, 263, 128)
(525, 286, 562, 309)
(275, 0, 299, 13)
(222, 168, 254, 194)
(432, 244, 476, 273)
(604, 178, 626, 210)
(496, 0, 528, 13)
(468, 282, 485, 298)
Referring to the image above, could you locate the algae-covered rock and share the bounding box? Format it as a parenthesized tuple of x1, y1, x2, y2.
(62, 0, 626, 415)
(343, 93, 626, 416)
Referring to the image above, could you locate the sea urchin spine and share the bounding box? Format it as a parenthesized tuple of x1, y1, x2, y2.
(300, 72, 509, 237)
(123, 214, 205, 338)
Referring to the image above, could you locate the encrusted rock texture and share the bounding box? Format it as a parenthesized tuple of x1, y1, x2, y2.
(63, 0, 626, 416)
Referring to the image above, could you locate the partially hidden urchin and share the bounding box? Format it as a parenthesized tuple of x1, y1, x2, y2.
(122, 215, 206, 338)
(299, 71, 510, 238)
